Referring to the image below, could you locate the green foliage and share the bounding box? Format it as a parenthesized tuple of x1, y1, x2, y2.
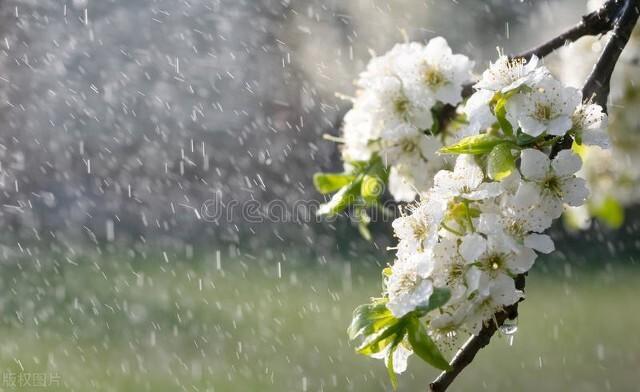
(407, 316, 451, 371)
(348, 288, 452, 388)
(347, 299, 395, 341)
(494, 95, 514, 137)
(591, 195, 625, 228)
(487, 143, 516, 181)
(314, 155, 389, 238)
(439, 134, 506, 155)
(415, 288, 452, 316)
(317, 181, 360, 216)
(313, 173, 356, 194)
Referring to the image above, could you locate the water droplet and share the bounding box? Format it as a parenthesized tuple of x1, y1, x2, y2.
(500, 317, 518, 336)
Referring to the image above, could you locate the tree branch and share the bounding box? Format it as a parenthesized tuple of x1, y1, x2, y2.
(582, 0, 640, 109)
(552, 0, 639, 157)
(429, 275, 525, 392)
(429, 1, 639, 391)
(514, 0, 621, 61)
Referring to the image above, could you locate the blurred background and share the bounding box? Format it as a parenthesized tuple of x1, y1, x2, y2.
(0, 0, 638, 390)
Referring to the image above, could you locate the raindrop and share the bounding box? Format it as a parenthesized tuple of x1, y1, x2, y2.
(500, 317, 518, 346)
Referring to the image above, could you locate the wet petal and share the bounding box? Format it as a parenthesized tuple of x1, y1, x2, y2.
(520, 149, 550, 180)
(460, 233, 487, 263)
(524, 233, 555, 254)
(561, 176, 589, 206)
(552, 150, 582, 177)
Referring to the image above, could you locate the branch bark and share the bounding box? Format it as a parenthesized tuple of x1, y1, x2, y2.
(429, 1, 639, 391)
(582, 0, 640, 109)
(514, 0, 621, 61)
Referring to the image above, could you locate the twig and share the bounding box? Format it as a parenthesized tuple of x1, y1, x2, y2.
(552, 0, 639, 157)
(582, 0, 640, 109)
(514, 0, 621, 61)
(429, 275, 524, 392)
(429, 1, 639, 391)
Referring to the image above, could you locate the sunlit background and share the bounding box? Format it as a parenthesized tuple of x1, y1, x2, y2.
(0, 0, 638, 390)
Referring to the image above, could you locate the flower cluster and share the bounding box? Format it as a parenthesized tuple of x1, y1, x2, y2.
(361, 54, 609, 375)
(341, 37, 473, 201)
(548, 0, 640, 229)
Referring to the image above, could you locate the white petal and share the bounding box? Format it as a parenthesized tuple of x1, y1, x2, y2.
(560, 176, 589, 206)
(424, 36, 452, 59)
(390, 344, 413, 374)
(520, 149, 550, 180)
(388, 167, 418, 202)
(412, 106, 434, 129)
(508, 247, 537, 273)
(435, 83, 463, 105)
(524, 233, 555, 254)
(547, 116, 572, 136)
(465, 266, 482, 293)
(582, 128, 610, 149)
(518, 116, 547, 137)
(460, 233, 487, 263)
(541, 196, 564, 219)
(466, 182, 504, 200)
(411, 252, 435, 278)
(477, 213, 501, 235)
(464, 90, 495, 133)
(513, 181, 541, 207)
(433, 170, 459, 197)
(551, 150, 582, 177)
(454, 155, 484, 190)
(489, 273, 520, 306)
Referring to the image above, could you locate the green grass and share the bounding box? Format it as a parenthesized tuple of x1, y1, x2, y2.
(0, 252, 638, 391)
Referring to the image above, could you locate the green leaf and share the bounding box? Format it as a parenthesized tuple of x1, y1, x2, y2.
(494, 97, 514, 137)
(415, 288, 451, 315)
(317, 180, 360, 216)
(592, 195, 624, 228)
(313, 172, 356, 194)
(386, 346, 398, 391)
(347, 300, 394, 340)
(487, 143, 516, 181)
(356, 320, 405, 355)
(439, 134, 505, 155)
(407, 317, 451, 371)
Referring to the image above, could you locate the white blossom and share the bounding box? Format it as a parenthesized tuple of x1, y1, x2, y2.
(385, 254, 434, 318)
(430, 237, 472, 302)
(477, 196, 554, 253)
(515, 149, 589, 218)
(460, 234, 537, 279)
(357, 42, 425, 89)
(461, 89, 495, 136)
(398, 36, 474, 106)
(464, 273, 523, 334)
(393, 196, 446, 256)
(433, 155, 503, 200)
(572, 102, 609, 148)
(371, 340, 414, 374)
(506, 77, 581, 137)
(475, 54, 548, 93)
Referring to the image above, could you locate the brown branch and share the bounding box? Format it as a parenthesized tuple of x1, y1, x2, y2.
(429, 1, 640, 391)
(429, 275, 525, 392)
(514, 0, 621, 61)
(552, 0, 639, 157)
(582, 0, 640, 109)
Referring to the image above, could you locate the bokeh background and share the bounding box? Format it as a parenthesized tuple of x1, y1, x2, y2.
(0, 0, 638, 391)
